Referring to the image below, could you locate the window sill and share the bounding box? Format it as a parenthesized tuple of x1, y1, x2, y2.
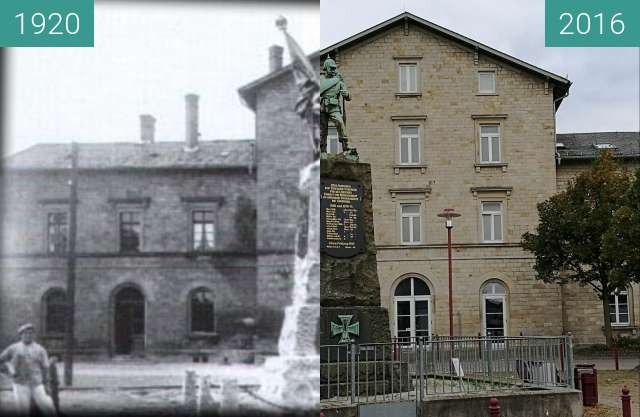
(393, 164, 427, 174)
(480, 240, 505, 245)
(400, 242, 424, 246)
(474, 163, 508, 173)
(189, 332, 220, 340)
(476, 93, 499, 96)
(611, 324, 633, 329)
(395, 93, 422, 98)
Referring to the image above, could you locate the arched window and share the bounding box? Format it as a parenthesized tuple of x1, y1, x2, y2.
(393, 277, 431, 340)
(481, 281, 507, 337)
(43, 289, 66, 335)
(609, 288, 630, 326)
(190, 288, 215, 333)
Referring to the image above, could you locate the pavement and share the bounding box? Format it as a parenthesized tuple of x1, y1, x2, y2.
(574, 357, 640, 371)
(0, 361, 283, 415)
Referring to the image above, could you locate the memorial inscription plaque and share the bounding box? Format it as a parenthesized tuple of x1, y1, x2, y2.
(320, 179, 364, 258)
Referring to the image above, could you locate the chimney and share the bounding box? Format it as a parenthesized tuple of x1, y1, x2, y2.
(185, 94, 199, 152)
(139, 114, 156, 143)
(269, 45, 284, 72)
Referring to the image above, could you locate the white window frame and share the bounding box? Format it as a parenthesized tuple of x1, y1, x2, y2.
(479, 124, 501, 163)
(400, 203, 422, 245)
(481, 282, 508, 337)
(481, 202, 503, 243)
(609, 290, 630, 326)
(327, 126, 340, 155)
(399, 125, 420, 165)
(394, 278, 432, 341)
(478, 71, 496, 94)
(398, 63, 418, 94)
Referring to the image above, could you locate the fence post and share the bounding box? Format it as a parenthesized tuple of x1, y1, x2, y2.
(350, 343, 357, 404)
(489, 397, 501, 417)
(566, 333, 574, 387)
(613, 345, 620, 371)
(621, 385, 631, 417)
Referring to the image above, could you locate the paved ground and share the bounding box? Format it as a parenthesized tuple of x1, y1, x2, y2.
(0, 361, 283, 415)
(583, 370, 640, 417)
(576, 357, 640, 371)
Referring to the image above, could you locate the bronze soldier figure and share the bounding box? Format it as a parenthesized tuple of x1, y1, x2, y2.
(320, 57, 351, 154)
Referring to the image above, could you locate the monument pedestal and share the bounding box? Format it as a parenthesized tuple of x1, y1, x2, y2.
(320, 158, 391, 346)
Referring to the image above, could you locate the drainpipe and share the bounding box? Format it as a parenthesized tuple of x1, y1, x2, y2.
(553, 90, 570, 166)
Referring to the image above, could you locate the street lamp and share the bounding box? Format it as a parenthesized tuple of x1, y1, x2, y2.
(437, 208, 461, 337)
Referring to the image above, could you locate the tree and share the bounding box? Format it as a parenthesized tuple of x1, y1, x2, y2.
(522, 152, 638, 347)
(603, 168, 640, 285)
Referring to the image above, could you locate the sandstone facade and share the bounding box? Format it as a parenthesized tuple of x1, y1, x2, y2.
(321, 13, 637, 345)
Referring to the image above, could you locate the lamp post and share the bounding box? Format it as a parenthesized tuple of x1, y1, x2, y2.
(437, 208, 461, 337)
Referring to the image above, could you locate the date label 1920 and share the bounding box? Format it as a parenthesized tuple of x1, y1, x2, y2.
(545, 0, 639, 46)
(0, 0, 93, 47)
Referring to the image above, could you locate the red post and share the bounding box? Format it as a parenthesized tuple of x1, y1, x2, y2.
(613, 346, 620, 371)
(621, 385, 631, 417)
(489, 397, 501, 417)
(447, 226, 453, 337)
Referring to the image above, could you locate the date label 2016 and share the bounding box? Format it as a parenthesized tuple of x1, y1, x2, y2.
(0, 0, 93, 47)
(545, 0, 639, 47)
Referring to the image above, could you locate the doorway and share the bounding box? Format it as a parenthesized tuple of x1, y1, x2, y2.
(113, 286, 145, 355)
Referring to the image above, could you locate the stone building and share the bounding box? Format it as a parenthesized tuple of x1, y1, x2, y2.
(239, 48, 320, 349)
(0, 41, 318, 357)
(320, 12, 640, 346)
(556, 132, 640, 344)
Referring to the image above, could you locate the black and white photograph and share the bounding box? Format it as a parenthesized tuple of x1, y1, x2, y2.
(0, 1, 320, 416)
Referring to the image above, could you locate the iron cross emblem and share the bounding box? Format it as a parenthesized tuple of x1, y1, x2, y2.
(331, 314, 360, 344)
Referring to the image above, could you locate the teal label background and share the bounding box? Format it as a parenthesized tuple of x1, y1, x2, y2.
(545, 0, 640, 47)
(0, 0, 93, 47)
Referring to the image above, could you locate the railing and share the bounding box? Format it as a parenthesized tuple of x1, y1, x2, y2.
(320, 335, 574, 405)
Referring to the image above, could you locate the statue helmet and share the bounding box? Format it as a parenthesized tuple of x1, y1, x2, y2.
(323, 56, 337, 72)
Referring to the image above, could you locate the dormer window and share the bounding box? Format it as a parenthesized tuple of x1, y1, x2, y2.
(594, 143, 616, 150)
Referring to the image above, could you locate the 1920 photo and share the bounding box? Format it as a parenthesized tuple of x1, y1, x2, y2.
(0, 1, 320, 416)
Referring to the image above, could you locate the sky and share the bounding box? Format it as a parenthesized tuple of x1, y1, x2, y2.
(320, 0, 640, 135)
(6, 1, 320, 156)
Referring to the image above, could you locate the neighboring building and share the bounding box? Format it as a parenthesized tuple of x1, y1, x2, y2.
(556, 132, 640, 344)
(0, 97, 258, 358)
(320, 12, 639, 345)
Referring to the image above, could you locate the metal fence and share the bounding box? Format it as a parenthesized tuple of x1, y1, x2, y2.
(320, 335, 574, 405)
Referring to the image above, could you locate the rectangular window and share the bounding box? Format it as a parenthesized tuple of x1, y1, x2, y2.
(399, 126, 420, 164)
(399, 63, 418, 93)
(481, 202, 503, 242)
(401, 204, 421, 244)
(119, 211, 142, 253)
(193, 210, 215, 251)
(478, 71, 496, 94)
(609, 291, 630, 326)
(327, 127, 340, 155)
(480, 125, 501, 163)
(47, 212, 68, 254)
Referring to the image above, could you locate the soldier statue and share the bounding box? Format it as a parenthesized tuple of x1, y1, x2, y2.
(320, 56, 351, 155)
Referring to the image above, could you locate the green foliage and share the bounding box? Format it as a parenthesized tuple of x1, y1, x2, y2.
(521, 152, 640, 346)
(602, 168, 640, 285)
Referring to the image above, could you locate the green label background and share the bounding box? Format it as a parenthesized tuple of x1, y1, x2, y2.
(0, 0, 93, 47)
(545, 0, 640, 47)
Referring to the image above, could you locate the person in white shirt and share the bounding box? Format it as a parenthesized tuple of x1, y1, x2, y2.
(0, 323, 57, 416)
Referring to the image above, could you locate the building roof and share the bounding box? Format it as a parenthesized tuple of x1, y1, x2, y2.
(319, 12, 572, 106)
(238, 52, 320, 111)
(556, 132, 640, 161)
(3, 139, 256, 171)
